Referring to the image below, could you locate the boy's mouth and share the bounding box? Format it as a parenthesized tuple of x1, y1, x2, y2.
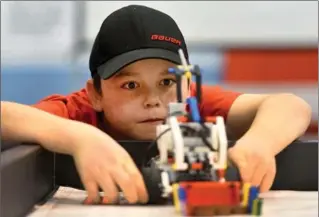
(139, 118, 164, 124)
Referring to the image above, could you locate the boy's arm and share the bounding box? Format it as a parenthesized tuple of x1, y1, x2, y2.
(1, 101, 149, 203)
(226, 93, 312, 155)
(1, 101, 79, 155)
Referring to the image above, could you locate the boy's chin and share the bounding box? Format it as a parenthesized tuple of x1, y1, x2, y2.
(132, 133, 157, 141)
(128, 130, 157, 141)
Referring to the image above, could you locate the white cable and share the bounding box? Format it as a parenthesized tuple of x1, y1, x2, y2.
(178, 48, 188, 69)
(216, 116, 228, 170)
(167, 116, 185, 170)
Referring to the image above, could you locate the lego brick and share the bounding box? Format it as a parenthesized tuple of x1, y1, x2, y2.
(187, 97, 201, 122)
(248, 186, 259, 213)
(179, 181, 241, 206)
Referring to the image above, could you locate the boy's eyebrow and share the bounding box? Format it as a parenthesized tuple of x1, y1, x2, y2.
(114, 70, 137, 77)
(160, 70, 171, 75)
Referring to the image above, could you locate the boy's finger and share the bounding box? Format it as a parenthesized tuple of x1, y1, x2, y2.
(83, 179, 99, 204)
(228, 148, 253, 182)
(251, 164, 267, 187)
(97, 172, 118, 204)
(124, 162, 149, 203)
(112, 167, 138, 204)
(260, 166, 276, 192)
(136, 177, 149, 203)
(239, 168, 253, 183)
(236, 160, 254, 183)
(121, 156, 148, 203)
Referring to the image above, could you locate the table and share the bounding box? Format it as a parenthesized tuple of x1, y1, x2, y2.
(28, 187, 318, 217)
(1, 140, 317, 217)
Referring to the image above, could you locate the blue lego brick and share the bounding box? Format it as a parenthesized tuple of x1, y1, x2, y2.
(168, 67, 176, 74)
(168, 67, 186, 76)
(178, 185, 186, 202)
(186, 97, 201, 122)
(178, 186, 187, 216)
(248, 186, 259, 213)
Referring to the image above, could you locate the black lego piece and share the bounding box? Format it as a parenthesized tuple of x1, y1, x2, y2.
(140, 166, 167, 205)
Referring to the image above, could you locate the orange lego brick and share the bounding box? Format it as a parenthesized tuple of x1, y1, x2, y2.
(177, 116, 188, 123)
(191, 163, 203, 170)
(205, 116, 216, 123)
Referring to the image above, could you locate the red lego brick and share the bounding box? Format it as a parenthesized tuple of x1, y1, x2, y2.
(179, 181, 241, 207)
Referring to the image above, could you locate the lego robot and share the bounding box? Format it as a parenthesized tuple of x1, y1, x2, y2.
(153, 49, 263, 216)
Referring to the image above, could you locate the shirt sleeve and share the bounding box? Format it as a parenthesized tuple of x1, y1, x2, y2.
(32, 94, 70, 118)
(195, 85, 242, 121)
(31, 89, 98, 126)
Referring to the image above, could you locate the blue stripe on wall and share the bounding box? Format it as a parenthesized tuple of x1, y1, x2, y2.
(1, 65, 90, 104)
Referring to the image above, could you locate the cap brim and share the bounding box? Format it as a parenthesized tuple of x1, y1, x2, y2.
(97, 48, 181, 79)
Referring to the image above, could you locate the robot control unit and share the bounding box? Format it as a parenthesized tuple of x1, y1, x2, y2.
(143, 49, 264, 216)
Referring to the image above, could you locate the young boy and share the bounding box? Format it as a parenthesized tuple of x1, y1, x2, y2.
(1, 5, 311, 205)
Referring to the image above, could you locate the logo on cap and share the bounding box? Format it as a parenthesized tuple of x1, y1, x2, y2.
(151, 34, 181, 46)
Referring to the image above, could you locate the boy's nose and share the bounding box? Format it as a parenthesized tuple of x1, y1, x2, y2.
(143, 97, 161, 108)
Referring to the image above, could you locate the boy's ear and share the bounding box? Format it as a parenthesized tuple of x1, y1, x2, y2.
(86, 79, 103, 112)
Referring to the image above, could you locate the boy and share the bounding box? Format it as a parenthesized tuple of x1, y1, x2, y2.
(1, 5, 311, 205)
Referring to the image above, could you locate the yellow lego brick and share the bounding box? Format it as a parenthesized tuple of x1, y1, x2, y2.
(241, 183, 251, 206)
(185, 71, 192, 79)
(172, 184, 181, 213)
(172, 163, 177, 170)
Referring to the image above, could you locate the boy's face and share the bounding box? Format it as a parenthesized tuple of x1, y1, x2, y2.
(88, 59, 189, 140)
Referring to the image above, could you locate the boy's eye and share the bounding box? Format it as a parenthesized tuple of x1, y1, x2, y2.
(160, 78, 176, 86)
(122, 81, 139, 90)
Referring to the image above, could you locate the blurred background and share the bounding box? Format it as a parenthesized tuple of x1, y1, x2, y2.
(1, 1, 318, 138)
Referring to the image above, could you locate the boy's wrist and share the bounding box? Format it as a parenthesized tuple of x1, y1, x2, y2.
(58, 120, 86, 155)
(235, 133, 276, 157)
(36, 118, 81, 155)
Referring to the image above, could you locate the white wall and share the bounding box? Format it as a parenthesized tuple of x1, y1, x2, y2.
(85, 1, 318, 46)
(2, 1, 317, 64)
(1, 1, 76, 64)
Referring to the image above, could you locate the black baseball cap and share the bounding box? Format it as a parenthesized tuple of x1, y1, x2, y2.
(89, 4, 189, 79)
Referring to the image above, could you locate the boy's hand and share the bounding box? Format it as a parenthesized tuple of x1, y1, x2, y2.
(228, 141, 276, 192)
(69, 123, 148, 204)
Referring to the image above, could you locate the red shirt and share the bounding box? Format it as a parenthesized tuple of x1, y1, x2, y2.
(32, 84, 241, 128)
